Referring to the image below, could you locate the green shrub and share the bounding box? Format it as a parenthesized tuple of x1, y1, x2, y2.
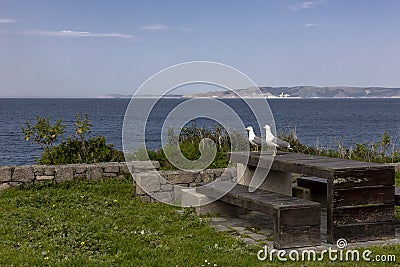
(40, 136, 124, 165)
(22, 114, 124, 165)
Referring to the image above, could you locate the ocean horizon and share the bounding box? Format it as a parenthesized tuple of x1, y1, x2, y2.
(1, 98, 399, 166)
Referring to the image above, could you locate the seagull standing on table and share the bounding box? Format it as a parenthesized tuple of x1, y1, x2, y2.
(245, 126, 262, 151)
(263, 125, 292, 155)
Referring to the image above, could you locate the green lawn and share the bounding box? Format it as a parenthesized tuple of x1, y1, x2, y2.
(0, 177, 399, 266)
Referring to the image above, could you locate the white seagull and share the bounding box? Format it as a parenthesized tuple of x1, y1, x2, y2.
(263, 125, 292, 155)
(245, 126, 262, 151)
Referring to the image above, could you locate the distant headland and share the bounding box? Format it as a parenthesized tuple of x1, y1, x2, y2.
(100, 86, 400, 99)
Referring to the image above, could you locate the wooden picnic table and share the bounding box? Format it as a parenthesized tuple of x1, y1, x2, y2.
(230, 152, 396, 244)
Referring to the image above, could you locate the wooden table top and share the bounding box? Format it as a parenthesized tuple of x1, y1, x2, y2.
(230, 152, 394, 179)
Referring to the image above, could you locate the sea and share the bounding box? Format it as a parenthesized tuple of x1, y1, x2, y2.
(1, 98, 400, 166)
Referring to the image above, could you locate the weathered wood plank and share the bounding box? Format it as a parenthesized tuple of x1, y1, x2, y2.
(277, 207, 321, 227)
(272, 161, 335, 178)
(328, 222, 395, 243)
(332, 169, 394, 189)
(196, 181, 319, 208)
(274, 225, 321, 249)
(332, 186, 394, 207)
(197, 182, 320, 211)
(332, 205, 394, 225)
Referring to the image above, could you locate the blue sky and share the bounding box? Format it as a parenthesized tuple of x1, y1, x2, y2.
(1, 0, 400, 97)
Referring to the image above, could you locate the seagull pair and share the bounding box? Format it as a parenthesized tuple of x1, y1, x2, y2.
(245, 125, 292, 155)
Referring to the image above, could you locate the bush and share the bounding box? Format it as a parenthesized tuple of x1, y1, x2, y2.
(22, 114, 124, 165)
(133, 124, 247, 170)
(40, 136, 124, 165)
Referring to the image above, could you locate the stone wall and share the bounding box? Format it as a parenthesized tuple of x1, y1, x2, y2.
(0, 162, 236, 203)
(136, 168, 236, 203)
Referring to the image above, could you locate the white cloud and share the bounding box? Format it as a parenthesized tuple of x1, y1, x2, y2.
(305, 23, 318, 27)
(290, 0, 326, 11)
(20, 29, 134, 39)
(0, 18, 16, 23)
(139, 23, 168, 31)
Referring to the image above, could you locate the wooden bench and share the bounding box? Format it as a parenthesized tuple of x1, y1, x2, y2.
(230, 152, 396, 244)
(196, 181, 321, 249)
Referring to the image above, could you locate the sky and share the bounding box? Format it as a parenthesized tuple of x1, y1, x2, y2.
(1, 0, 400, 97)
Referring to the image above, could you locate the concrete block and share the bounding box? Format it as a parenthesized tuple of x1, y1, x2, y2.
(181, 188, 213, 207)
(0, 166, 13, 182)
(237, 164, 293, 196)
(12, 166, 35, 183)
(181, 189, 246, 216)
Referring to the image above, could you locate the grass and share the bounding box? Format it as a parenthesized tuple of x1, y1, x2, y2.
(0, 177, 399, 266)
(0, 178, 261, 266)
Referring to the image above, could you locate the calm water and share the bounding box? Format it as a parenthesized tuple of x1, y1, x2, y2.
(1, 98, 400, 166)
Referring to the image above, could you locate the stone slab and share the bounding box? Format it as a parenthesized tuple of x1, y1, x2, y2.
(12, 166, 34, 183)
(135, 172, 161, 192)
(86, 166, 103, 180)
(0, 166, 13, 182)
(55, 166, 74, 183)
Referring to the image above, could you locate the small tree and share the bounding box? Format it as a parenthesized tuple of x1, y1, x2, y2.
(21, 116, 65, 149)
(22, 114, 124, 165)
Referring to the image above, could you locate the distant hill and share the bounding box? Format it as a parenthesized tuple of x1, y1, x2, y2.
(98, 93, 182, 99)
(183, 86, 400, 98)
(101, 86, 400, 99)
(98, 94, 132, 99)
